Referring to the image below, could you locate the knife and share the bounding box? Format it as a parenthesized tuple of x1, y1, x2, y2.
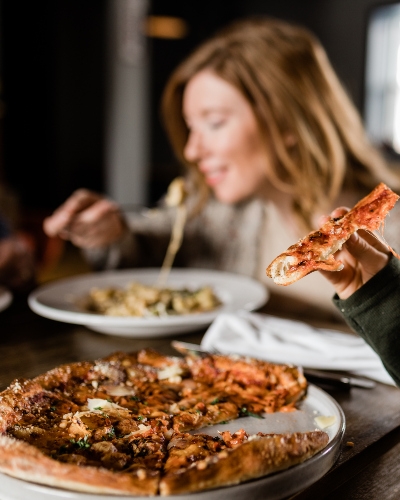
(303, 368, 375, 390)
(171, 340, 376, 390)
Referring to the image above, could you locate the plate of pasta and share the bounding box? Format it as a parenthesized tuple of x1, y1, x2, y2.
(28, 268, 268, 337)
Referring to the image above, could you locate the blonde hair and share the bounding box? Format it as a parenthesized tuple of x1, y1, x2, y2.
(162, 16, 399, 230)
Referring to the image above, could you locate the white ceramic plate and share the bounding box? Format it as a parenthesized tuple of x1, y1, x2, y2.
(0, 286, 12, 312)
(28, 269, 268, 337)
(0, 385, 345, 500)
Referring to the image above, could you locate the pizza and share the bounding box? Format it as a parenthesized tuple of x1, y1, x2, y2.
(0, 348, 329, 496)
(266, 182, 400, 286)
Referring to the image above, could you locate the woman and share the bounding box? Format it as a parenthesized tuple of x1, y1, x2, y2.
(43, 17, 400, 319)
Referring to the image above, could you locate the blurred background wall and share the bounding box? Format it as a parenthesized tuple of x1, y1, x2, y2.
(0, 0, 398, 217)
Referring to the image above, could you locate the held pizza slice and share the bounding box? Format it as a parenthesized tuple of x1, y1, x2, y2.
(266, 182, 400, 286)
(159, 429, 329, 495)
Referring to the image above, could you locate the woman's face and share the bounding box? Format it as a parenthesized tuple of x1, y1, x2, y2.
(182, 70, 270, 204)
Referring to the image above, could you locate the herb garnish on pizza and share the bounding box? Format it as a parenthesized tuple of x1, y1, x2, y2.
(266, 183, 400, 286)
(0, 349, 329, 496)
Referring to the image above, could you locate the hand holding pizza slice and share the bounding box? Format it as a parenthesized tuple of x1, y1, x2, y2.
(266, 183, 400, 286)
(317, 206, 396, 299)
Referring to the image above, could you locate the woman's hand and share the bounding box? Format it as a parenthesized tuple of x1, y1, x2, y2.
(43, 189, 127, 249)
(319, 208, 391, 299)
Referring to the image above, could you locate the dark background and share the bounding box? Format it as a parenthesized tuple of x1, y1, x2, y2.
(0, 0, 397, 215)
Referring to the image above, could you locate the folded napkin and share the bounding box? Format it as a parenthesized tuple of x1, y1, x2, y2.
(201, 311, 395, 385)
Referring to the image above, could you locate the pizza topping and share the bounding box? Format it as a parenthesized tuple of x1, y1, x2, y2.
(157, 364, 184, 382)
(12, 425, 45, 439)
(91, 361, 125, 383)
(101, 385, 137, 397)
(125, 424, 153, 437)
(67, 416, 91, 438)
(86, 398, 126, 412)
(168, 403, 180, 414)
(219, 428, 248, 447)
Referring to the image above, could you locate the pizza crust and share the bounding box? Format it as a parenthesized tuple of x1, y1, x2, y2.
(0, 435, 158, 496)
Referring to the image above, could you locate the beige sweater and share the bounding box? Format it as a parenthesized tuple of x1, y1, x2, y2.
(84, 195, 400, 320)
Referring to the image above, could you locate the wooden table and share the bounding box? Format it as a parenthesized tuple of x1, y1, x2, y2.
(1, 295, 400, 499)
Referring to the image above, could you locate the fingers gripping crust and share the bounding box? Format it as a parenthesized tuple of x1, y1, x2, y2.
(266, 183, 400, 286)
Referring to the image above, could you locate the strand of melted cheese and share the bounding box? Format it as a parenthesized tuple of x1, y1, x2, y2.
(367, 225, 400, 260)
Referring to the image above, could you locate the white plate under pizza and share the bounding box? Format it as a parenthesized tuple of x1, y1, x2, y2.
(0, 385, 344, 500)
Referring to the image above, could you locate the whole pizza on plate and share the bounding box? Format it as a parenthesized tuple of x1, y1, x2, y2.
(0, 349, 329, 496)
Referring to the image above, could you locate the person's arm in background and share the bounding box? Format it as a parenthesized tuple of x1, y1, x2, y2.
(0, 214, 35, 292)
(320, 208, 400, 386)
(43, 189, 128, 249)
(43, 189, 139, 270)
(43, 188, 181, 271)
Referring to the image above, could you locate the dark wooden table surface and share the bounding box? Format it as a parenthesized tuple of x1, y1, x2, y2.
(1, 294, 400, 499)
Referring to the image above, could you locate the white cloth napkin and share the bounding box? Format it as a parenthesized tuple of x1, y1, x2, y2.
(201, 311, 395, 386)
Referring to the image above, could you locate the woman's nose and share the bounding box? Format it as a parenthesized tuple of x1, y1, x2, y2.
(183, 131, 202, 163)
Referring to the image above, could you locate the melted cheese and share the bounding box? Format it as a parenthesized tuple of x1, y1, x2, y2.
(87, 398, 126, 411)
(102, 385, 137, 397)
(157, 364, 183, 382)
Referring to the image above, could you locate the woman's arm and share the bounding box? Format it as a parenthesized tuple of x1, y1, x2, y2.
(319, 207, 400, 386)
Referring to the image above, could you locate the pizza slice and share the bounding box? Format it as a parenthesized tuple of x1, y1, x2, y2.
(266, 182, 400, 286)
(0, 377, 169, 495)
(0, 434, 160, 495)
(171, 351, 307, 431)
(159, 429, 329, 495)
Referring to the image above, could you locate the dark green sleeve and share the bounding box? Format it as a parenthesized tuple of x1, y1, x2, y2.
(333, 256, 400, 387)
